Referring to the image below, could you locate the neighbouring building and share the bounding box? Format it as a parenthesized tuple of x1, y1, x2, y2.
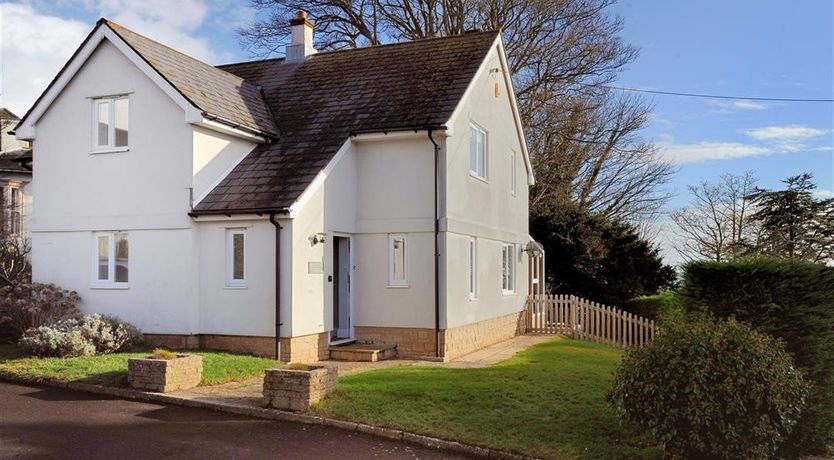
(13, 13, 543, 362)
(0, 108, 31, 238)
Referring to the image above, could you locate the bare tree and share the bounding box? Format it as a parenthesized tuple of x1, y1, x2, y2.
(240, 0, 673, 221)
(670, 172, 760, 262)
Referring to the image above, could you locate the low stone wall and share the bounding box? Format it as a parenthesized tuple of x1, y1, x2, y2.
(354, 326, 436, 358)
(441, 311, 526, 360)
(263, 365, 338, 411)
(128, 354, 203, 392)
(141, 332, 330, 363)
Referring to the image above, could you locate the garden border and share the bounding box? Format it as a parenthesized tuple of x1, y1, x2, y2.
(0, 372, 535, 460)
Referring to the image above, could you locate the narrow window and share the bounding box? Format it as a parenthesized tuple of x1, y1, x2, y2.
(510, 151, 517, 195)
(226, 229, 246, 287)
(93, 231, 129, 286)
(388, 234, 408, 287)
(502, 243, 516, 294)
(92, 96, 129, 151)
(9, 188, 21, 235)
(469, 237, 477, 299)
(469, 124, 487, 180)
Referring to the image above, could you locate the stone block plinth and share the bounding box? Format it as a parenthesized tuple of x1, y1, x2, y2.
(263, 365, 338, 411)
(128, 354, 203, 392)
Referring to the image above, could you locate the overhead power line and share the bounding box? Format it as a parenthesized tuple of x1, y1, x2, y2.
(603, 85, 834, 103)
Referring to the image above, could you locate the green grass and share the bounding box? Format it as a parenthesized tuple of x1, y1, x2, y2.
(0, 344, 278, 387)
(313, 338, 659, 460)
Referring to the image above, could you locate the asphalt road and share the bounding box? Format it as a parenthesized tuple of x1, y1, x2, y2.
(0, 382, 472, 460)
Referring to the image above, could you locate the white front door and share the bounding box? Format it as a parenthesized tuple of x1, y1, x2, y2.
(333, 236, 352, 339)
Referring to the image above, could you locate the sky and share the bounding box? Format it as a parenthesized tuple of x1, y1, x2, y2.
(0, 0, 832, 265)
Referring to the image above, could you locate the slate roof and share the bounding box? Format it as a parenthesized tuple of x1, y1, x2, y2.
(0, 149, 32, 174)
(191, 31, 498, 214)
(105, 21, 277, 137)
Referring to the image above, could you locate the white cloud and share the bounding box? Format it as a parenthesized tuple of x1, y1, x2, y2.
(814, 189, 834, 199)
(658, 140, 772, 164)
(707, 99, 770, 111)
(745, 125, 829, 141)
(0, 3, 89, 115)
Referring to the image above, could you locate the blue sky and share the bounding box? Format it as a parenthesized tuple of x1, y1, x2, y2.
(1, 1, 832, 264)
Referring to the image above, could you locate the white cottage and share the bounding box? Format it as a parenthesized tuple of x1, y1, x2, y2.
(14, 13, 541, 362)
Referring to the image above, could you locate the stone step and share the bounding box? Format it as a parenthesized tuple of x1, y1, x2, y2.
(329, 343, 398, 362)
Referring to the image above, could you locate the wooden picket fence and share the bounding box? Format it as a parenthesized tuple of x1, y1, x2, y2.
(525, 294, 657, 349)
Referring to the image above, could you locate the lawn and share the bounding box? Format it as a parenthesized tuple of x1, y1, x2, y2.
(0, 344, 278, 387)
(313, 338, 659, 460)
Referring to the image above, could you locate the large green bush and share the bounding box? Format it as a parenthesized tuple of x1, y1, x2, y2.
(19, 314, 143, 358)
(609, 318, 807, 460)
(679, 258, 834, 455)
(623, 290, 683, 321)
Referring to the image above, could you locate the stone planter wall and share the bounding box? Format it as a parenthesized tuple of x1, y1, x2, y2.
(128, 354, 203, 392)
(263, 365, 337, 411)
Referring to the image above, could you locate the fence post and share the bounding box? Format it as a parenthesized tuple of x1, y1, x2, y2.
(569, 295, 577, 339)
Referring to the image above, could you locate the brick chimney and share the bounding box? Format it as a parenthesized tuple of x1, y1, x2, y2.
(286, 11, 316, 62)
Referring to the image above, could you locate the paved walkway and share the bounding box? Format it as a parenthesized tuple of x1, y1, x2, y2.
(172, 334, 557, 405)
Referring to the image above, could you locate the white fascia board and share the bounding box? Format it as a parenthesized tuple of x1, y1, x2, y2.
(445, 35, 535, 186)
(287, 138, 353, 218)
(351, 130, 445, 143)
(191, 214, 270, 222)
(16, 25, 204, 140)
(195, 119, 267, 143)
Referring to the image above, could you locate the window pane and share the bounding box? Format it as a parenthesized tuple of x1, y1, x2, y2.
(114, 232, 128, 283)
(477, 131, 487, 178)
(393, 237, 406, 282)
(97, 101, 109, 146)
(97, 235, 109, 280)
(232, 233, 244, 280)
(114, 98, 129, 147)
(469, 127, 478, 172)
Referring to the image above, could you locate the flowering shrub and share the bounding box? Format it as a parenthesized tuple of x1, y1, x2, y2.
(0, 283, 80, 337)
(19, 314, 143, 358)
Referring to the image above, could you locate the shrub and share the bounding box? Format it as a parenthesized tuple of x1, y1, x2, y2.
(152, 348, 177, 360)
(679, 258, 834, 455)
(0, 283, 80, 337)
(624, 291, 683, 321)
(608, 318, 808, 460)
(19, 314, 143, 358)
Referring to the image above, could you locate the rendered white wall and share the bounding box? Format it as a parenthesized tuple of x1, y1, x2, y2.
(192, 127, 256, 203)
(443, 44, 531, 329)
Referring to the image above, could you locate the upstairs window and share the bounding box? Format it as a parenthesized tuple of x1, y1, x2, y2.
(469, 124, 487, 180)
(93, 96, 129, 151)
(9, 187, 21, 235)
(501, 243, 516, 294)
(226, 229, 246, 288)
(388, 234, 408, 287)
(94, 231, 129, 286)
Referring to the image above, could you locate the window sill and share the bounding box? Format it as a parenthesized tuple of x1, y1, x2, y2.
(386, 284, 410, 289)
(90, 284, 129, 290)
(502, 290, 516, 296)
(90, 147, 129, 155)
(469, 296, 478, 302)
(469, 172, 489, 184)
(224, 285, 248, 290)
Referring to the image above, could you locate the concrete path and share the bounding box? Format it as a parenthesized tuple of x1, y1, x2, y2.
(0, 381, 473, 459)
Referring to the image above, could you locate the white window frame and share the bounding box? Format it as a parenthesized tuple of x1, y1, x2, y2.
(388, 233, 409, 287)
(468, 237, 478, 300)
(91, 231, 129, 288)
(9, 187, 22, 236)
(502, 243, 516, 295)
(226, 228, 247, 288)
(510, 150, 517, 196)
(91, 95, 129, 153)
(469, 124, 488, 181)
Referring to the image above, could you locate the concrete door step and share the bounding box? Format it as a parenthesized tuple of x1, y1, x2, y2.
(329, 343, 398, 362)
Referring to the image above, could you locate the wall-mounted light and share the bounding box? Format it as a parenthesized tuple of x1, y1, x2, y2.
(523, 241, 544, 258)
(309, 233, 327, 246)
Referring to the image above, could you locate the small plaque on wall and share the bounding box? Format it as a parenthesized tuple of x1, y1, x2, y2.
(308, 261, 324, 274)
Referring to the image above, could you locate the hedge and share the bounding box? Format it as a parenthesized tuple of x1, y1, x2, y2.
(679, 257, 834, 456)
